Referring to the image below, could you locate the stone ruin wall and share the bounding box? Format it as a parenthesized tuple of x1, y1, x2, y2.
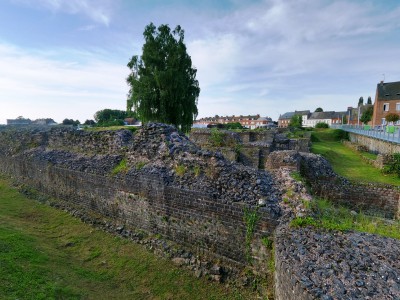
(0, 125, 280, 276)
(266, 150, 400, 219)
(190, 129, 310, 169)
(1, 126, 399, 299)
(348, 132, 400, 154)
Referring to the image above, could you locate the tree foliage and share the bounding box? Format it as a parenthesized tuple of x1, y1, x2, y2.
(126, 23, 200, 133)
(367, 96, 372, 105)
(385, 113, 400, 123)
(62, 119, 80, 126)
(315, 107, 323, 112)
(315, 122, 329, 128)
(358, 97, 364, 107)
(360, 106, 373, 124)
(94, 109, 127, 124)
(289, 114, 302, 128)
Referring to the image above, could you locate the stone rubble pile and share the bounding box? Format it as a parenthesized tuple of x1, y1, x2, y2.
(276, 226, 400, 300)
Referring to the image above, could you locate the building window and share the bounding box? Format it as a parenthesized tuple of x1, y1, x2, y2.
(396, 103, 400, 111)
(383, 103, 389, 111)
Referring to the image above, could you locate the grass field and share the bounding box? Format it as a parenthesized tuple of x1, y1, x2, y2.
(0, 177, 253, 300)
(311, 129, 400, 185)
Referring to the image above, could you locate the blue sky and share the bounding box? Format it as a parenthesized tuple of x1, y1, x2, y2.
(1, 0, 400, 124)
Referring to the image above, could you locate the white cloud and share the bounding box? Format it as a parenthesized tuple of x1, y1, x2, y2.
(12, 0, 114, 26)
(184, 0, 400, 119)
(0, 43, 129, 124)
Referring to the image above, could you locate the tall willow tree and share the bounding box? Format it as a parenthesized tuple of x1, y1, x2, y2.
(126, 23, 200, 133)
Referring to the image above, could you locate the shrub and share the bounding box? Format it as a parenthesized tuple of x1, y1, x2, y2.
(315, 122, 329, 128)
(382, 153, 400, 177)
(209, 128, 225, 147)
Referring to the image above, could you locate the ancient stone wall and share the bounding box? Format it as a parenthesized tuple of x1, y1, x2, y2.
(348, 132, 400, 154)
(190, 129, 310, 169)
(0, 125, 280, 273)
(266, 151, 400, 219)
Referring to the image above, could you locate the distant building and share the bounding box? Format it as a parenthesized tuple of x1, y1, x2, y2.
(195, 114, 273, 129)
(278, 110, 310, 128)
(372, 81, 400, 126)
(7, 117, 31, 125)
(303, 111, 347, 127)
(7, 117, 57, 126)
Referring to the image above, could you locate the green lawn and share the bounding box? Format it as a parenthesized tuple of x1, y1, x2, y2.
(311, 129, 400, 185)
(0, 177, 252, 300)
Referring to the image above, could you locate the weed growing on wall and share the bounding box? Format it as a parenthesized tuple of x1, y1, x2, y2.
(192, 165, 201, 177)
(135, 161, 147, 170)
(174, 164, 186, 177)
(209, 128, 225, 147)
(261, 236, 273, 250)
(243, 206, 260, 262)
(112, 159, 129, 175)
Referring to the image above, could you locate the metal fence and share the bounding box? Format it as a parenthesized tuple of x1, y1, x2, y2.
(331, 124, 400, 144)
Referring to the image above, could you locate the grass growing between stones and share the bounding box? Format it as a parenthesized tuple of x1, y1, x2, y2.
(311, 129, 400, 185)
(0, 177, 253, 300)
(291, 198, 400, 240)
(111, 158, 129, 175)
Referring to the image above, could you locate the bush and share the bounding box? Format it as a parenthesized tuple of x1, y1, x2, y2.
(332, 129, 349, 141)
(382, 153, 400, 177)
(315, 122, 329, 128)
(97, 119, 125, 127)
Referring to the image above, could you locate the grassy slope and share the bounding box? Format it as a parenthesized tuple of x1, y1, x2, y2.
(311, 129, 400, 185)
(0, 178, 251, 300)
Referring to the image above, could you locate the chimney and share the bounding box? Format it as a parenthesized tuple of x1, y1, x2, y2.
(380, 80, 384, 85)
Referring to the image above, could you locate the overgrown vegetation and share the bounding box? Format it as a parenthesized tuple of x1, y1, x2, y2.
(290, 198, 400, 239)
(382, 153, 400, 178)
(111, 158, 129, 175)
(135, 161, 147, 170)
(311, 129, 399, 185)
(209, 128, 225, 147)
(315, 122, 329, 128)
(243, 206, 260, 262)
(174, 164, 186, 177)
(0, 177, 253, 299)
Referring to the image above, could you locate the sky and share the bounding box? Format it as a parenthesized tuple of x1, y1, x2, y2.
(1, 0, 400, 124)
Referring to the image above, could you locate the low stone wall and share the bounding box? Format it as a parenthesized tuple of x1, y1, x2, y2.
(348, 132, 400, 154)
(190, 129, 310, 169)
(266, 151, 400, 219)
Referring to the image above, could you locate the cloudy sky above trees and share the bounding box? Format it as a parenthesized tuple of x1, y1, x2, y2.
(1, 0, 400, 124)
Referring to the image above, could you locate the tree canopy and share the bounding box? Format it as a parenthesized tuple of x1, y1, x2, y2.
(358, 97, 364, 107)
(367, 96, 372, 105)
(94, 109, 127, 125)
(289, 114, 302, 128)
(360, 106, 373, 124)
(62, 119, 80, 126)
(385, 113, 400, 123)
(315, 107, 323, 112)
(126, 23, 200, 133)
